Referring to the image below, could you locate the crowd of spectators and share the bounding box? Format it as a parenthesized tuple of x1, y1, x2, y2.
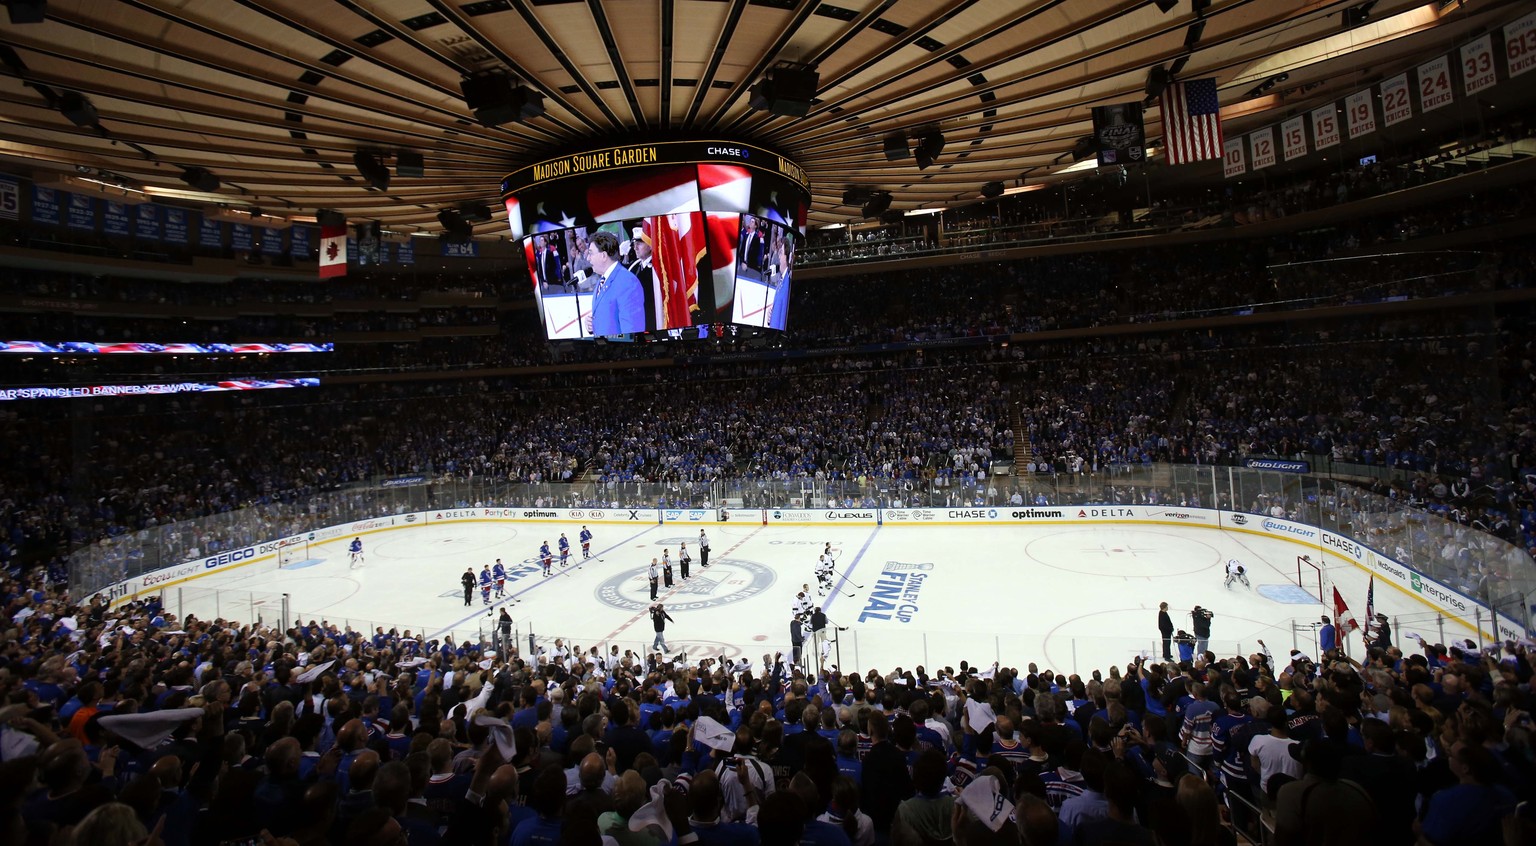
(3, 562, 1534, 845)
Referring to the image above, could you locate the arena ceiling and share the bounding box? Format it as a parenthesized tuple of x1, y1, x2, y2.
(0, 0, 1525, 234)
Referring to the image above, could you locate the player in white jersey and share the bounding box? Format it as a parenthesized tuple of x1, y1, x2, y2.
(815, 552, 834, 597)
(348, 537, 364, 568)
(1224, 558, 1250, 589)
(791, 590, 813, 620)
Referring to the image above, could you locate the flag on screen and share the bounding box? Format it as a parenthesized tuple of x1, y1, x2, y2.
(646, 213, 705, 328)
(319, 224, 347, 278)
(704, 212, 740, 316)
(1159, 78, 1224, 165)
(586, 165, 700, 222)
(698, 164, 752, 212)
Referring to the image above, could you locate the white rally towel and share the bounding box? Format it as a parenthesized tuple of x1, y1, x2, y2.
(964, 698, 996, 733)
(396, 658, 428, 669)
(295, 660, 336, 685)
(461, 681, 492, 721)
(692, 715, 736, 753)
(100, 708, 204, 748)
(472, 712, 517, 760)
(628, 778, 677, 841)
(959, 774, 1015, 832)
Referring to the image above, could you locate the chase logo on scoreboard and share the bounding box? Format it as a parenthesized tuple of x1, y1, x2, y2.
(595, 558, 776, 612)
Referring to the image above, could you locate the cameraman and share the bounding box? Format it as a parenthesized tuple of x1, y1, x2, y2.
(650, 603, 675, 653)
(1191, 605, 1213, 656)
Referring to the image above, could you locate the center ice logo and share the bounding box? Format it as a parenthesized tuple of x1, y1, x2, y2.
(594, 558, 777, 612)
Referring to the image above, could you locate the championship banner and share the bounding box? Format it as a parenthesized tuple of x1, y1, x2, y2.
(1248, 126, 1276, 170)
(397, 238, 415, 265)
(289, 225, 311, 259)
(0, 175, 19, 220)
(1222, 137, 1245, 179)
(1461, 33, 1497, 95)
(231, 223, 253, 252)
(1310, 104, 1341, 149)
(262, 227, 284, 256)
(197, 216, 222, 249)
(1090, 101, 1146, 166)
(1417, 55, 1454, 113)
(103, 201, 131, 237)
(66, 193, 95, 231)
(1281, 116, 1308, 161)
(1380, 73, 1412, 126)
(1345, 89, 1376, 139)
(134, 203, 160, 241)
(442, 240, 478, 258)
(163, 208, 190, 244)
(32, 186, 60, 225)
(1507, 10, 1536, 79)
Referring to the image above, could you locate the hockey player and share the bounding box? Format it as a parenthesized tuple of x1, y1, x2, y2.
(792, 590, 813, 620)
(678, 542, 691, 580)
(479, 565, 493, 605)
(816, 550, 834, 597)
(558, 534, 571, 568)
(493, 559, 507, 598)
(348, 537, 364, 568)
(580, 526, 593, 559)
(1224, 559, 1250, 589)
(540, 541, 553, 577)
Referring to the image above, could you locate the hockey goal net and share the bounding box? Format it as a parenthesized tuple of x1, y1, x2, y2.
(1297, 554, 1332, 605)
(278, 539, 309, 568)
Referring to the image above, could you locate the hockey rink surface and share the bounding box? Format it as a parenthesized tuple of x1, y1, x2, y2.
(178, 521, 1481, 677)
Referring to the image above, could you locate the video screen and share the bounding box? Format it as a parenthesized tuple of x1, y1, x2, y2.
(730, 214, 796, 330)
(509, 151, 808, 340)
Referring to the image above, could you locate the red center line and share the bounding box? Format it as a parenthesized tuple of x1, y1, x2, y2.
(601, 525, 764, 642)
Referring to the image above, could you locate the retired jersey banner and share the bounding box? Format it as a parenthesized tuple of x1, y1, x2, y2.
(1091, 101, 1146, 166)
(1310, 104, 1341, 150)
(1248, 126, 1277, 170)
(262, 227, 284, 257)
(1461, 33, 1497, 95)
(397, 238, 415, 265)
(1380, 73, 1412, 126)
(1417, 55, 1454, 112)
(1345, 89, 1376, 139)
(1281, 116, 1308, 161)
(231, 223, 253, 252)
(0, 175, 18, 220)
(198, 216, 222, 249)
(289, 225, 311, 259)
(1222, 137, 1245, 178)
(1507, 11, 1536, 79)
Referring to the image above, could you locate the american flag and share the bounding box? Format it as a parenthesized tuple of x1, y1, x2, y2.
(1160, 78, 1224, 165)
(1364, 574, 1376, 637)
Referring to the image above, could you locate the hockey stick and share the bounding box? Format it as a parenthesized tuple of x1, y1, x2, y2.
(830, 567, 863, 589)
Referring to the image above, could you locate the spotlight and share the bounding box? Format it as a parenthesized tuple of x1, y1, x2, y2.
(6, 0, 46, 24)
(980, 181, 1004, 199)
(1342, 2, 1376, 28)
(352, 151, 390, 191)
(460, 73, 545, 127)
(860, 192, 892, 218)
(178, 167, 220, 193)
(396, 151, 424, 178)
(747, 61, 819, 117)
(57, 92, 98, 127)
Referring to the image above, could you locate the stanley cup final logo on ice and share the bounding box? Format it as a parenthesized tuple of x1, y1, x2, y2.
(594, 558, 778, 612)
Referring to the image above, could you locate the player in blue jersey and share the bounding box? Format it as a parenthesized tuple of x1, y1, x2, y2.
(348, 537, 364, 569)
(493, 559, 507, 598)
(540, 541, 553, 577)
(558, 534, 570, 568)
(580, 526, 593, 559)
(478, 565, 492, 605)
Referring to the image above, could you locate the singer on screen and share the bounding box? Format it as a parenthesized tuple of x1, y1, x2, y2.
(582, 230, 645, 336)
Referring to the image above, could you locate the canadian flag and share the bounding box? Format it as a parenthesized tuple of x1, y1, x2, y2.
(319, 224, 347, 278)
(1333, 586, 1360, 633)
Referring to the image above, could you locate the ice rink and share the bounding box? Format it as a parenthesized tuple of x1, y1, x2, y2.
(176, 519, 1482, 677)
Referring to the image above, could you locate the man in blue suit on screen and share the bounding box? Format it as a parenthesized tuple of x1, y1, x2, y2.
(582, 229, 645, 336)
